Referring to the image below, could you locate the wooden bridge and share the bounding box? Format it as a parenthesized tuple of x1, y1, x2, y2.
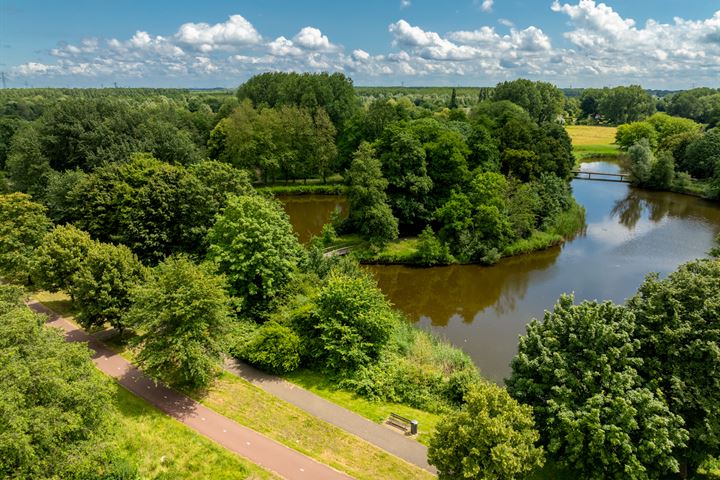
(572, 170, 631, 183)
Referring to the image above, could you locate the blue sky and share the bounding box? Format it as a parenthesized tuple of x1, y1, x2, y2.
(2, 0, 719, 88)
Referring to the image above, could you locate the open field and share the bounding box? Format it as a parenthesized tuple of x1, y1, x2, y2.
(566, 125, 621, 159)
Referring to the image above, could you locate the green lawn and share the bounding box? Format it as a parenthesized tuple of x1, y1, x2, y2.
(193, 372, 434, 480)
(284, 369, 442, 445)
(113, 385, 276, 480)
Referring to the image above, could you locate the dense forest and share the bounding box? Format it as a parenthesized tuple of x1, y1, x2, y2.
(1, 73, 719, 479)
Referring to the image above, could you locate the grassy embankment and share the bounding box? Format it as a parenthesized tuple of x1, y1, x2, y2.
(32, 294, 275, 480)
(566, 125, 622, 161)
(33, 292, 434, 480)
(255, 174, 345, 195)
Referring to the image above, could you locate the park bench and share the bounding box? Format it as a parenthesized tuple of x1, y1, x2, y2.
(387, 413, 418, 435)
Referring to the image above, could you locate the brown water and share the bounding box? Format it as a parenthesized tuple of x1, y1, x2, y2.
(278, 194, 348, 243)
(280, 162, 720, 382)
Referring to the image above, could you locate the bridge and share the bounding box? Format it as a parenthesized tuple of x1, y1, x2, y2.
(572, 170, 631, 183)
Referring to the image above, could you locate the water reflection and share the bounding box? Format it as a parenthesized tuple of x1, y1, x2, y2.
(280, 163, 720, 382)
(278, 194, 347, 243)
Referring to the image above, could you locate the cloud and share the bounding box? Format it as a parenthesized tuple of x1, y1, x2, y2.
(293, 27, 336, 51)
(174, 14, 261, 51)
(8, 4, 720, 88)
(400, 0, 411, 8)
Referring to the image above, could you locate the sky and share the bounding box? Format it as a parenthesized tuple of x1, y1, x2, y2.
(1, 0, 719, 89)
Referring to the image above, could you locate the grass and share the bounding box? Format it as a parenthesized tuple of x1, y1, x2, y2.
(192, 372, 434, 480)
(256, 184, 345, 195)
(284, 369, 442, 446)
(357, 238, 420, 264)
(566, 125, 621, 160)
(502, 231, 562, 257)
(113, 385, 276, 480)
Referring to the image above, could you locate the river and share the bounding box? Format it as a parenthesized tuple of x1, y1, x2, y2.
(279, 161, 720, 383)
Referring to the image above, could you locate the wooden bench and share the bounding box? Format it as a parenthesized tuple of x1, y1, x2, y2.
(387, 413, 418, 435)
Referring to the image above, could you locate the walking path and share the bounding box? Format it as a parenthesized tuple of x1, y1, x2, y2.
(225, 359, 436, 474)
(27, 301, 352, 480)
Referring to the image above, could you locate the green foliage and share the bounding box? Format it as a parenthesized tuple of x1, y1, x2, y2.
(507, 295, 687, 480)
(237, 71, 357, 130)
(628, 138, 654, 185)
(5, 122, 52, 195)
(206, 194, 304, 316)
(598, 85, 655, 124)
(415, 226, 452, 266)
(616, 121, 658, 150)
(341, 323, 482, 412)
(493, 79, 565, 124)
(32, 224, 94, 295)
(346, 142, 399, 246)
(41, 168, 87, 223)
(373, 123, 433, 230)
(0, 289, 126, 479)
(244, 322, 302, 374)
(0, 193, 51, 283)
(297, 272, 396, 372)
(68, 155, 246, 262)
(628, 259, 720, 470)
(125, 255, 231, 389)
(71, 241, 148, 331)
(428, 382, 545, 480)
(684, 128, 720, 179)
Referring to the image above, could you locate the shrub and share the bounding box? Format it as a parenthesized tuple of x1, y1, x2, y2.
(300, 271, 397, 371)
(414, 226, 452, 266)
(244, 322, 302, 374)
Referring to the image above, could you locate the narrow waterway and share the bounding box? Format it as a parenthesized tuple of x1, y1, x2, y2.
(280, 162, 720, 382)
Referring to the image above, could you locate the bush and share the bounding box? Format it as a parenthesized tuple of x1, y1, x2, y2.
(244, 322, 302, 374)
(415, 226, 452, 266)
(297, 271, 396, 372)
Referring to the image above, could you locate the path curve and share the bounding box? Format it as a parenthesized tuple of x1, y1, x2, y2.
(27, 301, 352, 480)
(225, 359, 436, 474)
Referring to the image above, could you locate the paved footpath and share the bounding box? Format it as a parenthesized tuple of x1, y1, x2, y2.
(27, 301, 352, 480)
(225, 359, 436, 474)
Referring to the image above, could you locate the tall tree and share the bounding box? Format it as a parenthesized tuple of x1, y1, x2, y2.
(70, 241, 148, 332)
(206, 194, 304, 316)
(507, 295, 687, 480)
(345, 142, 399, 246)
(126, 256, 232, 388)
(32, 224, 94, 296)
(0, 193, 51, 283)
(598, 85, 655, 124)
(628, 260, 720, 473)
(0, 286, 129, 479)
